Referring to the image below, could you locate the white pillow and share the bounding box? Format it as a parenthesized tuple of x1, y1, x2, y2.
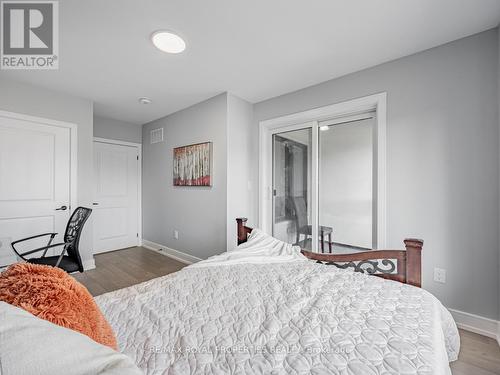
(0, 302, 142, 375)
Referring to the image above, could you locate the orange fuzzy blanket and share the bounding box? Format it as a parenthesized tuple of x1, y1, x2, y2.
(0, 263, 117, 350)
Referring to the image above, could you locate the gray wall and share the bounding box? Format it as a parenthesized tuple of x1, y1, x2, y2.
(0, 77, 95, 266)
(226, 94, 255, 250)
(94, 115, 142, 143)
(498, 26, 500, 326)
(254, 29, 500, 320)
(142, 93, 228, 259)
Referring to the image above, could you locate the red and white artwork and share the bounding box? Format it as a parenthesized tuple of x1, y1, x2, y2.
(173, 142, 212, 186)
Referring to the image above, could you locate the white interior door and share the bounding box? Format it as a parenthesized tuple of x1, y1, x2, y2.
(0, 114, 72, 267)
(93, 141, 139, 253)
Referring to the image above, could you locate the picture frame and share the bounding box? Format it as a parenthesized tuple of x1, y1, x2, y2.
(173, 142, 212, 186)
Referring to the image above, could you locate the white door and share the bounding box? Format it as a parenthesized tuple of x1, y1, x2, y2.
(93, 141, 139, 253)
(0, 114, 72, 267)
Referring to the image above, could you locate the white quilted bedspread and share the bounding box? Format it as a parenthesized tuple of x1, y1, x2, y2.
(96, 252, 459, 374)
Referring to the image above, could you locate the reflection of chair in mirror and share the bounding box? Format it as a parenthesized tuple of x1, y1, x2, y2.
(291, 196, 333, 253)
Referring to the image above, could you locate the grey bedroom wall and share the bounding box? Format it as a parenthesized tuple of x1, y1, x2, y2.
(226, 94, 255, 251)
(254, 29, 500, 320)
(93, 115, 142, 143)
(498, 26, 500, 326)
(142, 93, 228, 259)
(0, 77, 95, 267)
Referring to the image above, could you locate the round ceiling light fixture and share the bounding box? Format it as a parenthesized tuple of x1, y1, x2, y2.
(151, 30, 186, 54)
(138, 97, 152, 105)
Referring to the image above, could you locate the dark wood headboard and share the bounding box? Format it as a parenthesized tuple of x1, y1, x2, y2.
(236, 218, 423, 287)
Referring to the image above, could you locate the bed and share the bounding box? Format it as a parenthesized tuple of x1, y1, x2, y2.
(95, 219, 460, 375)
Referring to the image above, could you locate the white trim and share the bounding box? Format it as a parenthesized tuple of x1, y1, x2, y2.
(260, 93, 387, 129)
(93, 137, 143, 248)
(93, 137, 141, 148)
(498, 321, 500, 347)
(0, 110, 78, 214)
(449, 308, 500, 342)
(259, 92, 387, 249)
(318, 112, 374, 127)
(83, 258, 96, 271)
(311, 123, 319, 252)
(142, 239, 202, 265)
(376, 96, 387, 249)
(0, 110, 78, 129)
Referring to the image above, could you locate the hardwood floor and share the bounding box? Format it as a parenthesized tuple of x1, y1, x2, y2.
(74, 246, 186, 296)
(75, 247, 500, 374)
(451, 330, 500, 375)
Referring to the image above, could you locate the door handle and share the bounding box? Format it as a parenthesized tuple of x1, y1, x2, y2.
(55, 205, 67, 211)
(92, 202, 99, 206)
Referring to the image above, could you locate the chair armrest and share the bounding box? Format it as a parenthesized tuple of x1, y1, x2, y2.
(11, 233, 57, 246)
(18, 242, 66, 258)
(11, 233, 58, 261)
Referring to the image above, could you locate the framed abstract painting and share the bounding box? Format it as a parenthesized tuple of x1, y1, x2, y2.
(173, 142, 212, 186)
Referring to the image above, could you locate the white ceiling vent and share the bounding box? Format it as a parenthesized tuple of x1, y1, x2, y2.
(150, 128, 164, 144)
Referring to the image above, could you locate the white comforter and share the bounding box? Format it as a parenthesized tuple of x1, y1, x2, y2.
(96, 230, 460, 375)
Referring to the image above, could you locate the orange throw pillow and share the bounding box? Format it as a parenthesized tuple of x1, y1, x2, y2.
(0, 263, 117, 350)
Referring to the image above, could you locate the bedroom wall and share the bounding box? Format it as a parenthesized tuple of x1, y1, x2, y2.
(226, 94, 255, 251)
(254, 29, 500, 321)
(93, 115, 141, 144)
(0, 77, 95, 268)
(498, 25, 500, 330)
(142, 93, 228, 259)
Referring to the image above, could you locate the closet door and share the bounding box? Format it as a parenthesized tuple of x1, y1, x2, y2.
(0, 114, 71, 266)
(266, 109, 381, 254)
(318, 113, 375, 253)
(272, 127, 314, 250)
(93, 141, 139, 253)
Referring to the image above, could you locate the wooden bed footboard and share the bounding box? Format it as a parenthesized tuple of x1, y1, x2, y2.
(236, 218, 423, 287)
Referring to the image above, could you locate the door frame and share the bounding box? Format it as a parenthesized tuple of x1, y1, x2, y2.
(258, 92, 387, 250)
(93, 137, 142, 249)
(0, 110, 78, 213)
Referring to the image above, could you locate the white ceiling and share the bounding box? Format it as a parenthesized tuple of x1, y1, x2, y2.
(2, 0, 500, 125)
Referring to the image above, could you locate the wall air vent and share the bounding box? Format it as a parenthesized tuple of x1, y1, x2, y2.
(150, 128, 164, 144)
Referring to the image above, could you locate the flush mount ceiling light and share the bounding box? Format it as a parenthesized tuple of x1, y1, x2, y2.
(151, 30, 186, 54)
(138, 97, 152, 105)
(319, 125, 330, 131)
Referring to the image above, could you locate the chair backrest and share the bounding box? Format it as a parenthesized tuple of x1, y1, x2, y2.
(290, 196, 308, 230)
(64, 207, 92, 272)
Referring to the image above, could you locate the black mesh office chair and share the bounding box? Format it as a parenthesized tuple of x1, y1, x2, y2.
(11, 207, 92, 273)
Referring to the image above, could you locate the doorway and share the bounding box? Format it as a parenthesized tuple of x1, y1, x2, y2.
(272, 128, 312, 248)
(261, 93, 386, 252)
(0, 111, 77, 267)
(93, 138, 141, 254)
(318, 113, 374, 251)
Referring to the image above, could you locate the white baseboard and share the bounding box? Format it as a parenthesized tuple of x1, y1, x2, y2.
(498, 321, 500, 347)
(142, 239, 202, 265)
(449, 308, 500, 344)
(83, 258, 95, 271)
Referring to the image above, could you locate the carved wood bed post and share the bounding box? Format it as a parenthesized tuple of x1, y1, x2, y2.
(404, 238, 424, 287)
(236, 218, 249, 245)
